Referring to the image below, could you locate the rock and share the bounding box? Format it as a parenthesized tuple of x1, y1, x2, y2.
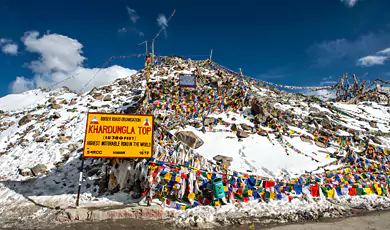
(88, 168, 101, 177)
(203, 117, 214, 126)
(254, 112, 270, 124)
(213, 155, 233, 162)
(300, 135, 312, 143)
(36, 136, 47, 142)
(272, 87, 280, 95)
(257, 129, 268, 136)
(19, 168, 33, 177)
(176, 131, 204, 149)
(51, 104, 63, 109)
(48, 97, 56, 103)
(53, 112, 61, 119)
(31, 164, 47, 176)
(369, 120, 377, 128)
(119, 79, 128, 85)
(68, 144, 78, 152)
(103, 95, 112, 101)
(240, 124, 251, 131)
(93, 93, 104, 100)
(321, 119, 333, 130)
(236, 129, 249, 138)
(315, 141, 327, 148)
(58, 136, 72, 144)
(125, 106, 137, 114)
(309, 107, 320, 114)
(9, 121, 15, 127)
(69, 99, 77, 106)
(18, 114, 32, 126)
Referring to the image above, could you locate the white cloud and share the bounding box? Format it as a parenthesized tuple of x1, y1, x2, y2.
(357, 55, 388, 67)
(9, 31, 137, 94)
(118, 28, 127, 33)
(340, 0, 360, 7)
(0, 38, 18, 55)
(9, 76, 34, 94)
(1, 43, 18, 55)
(307, 31, 390, 67)
(377, 47, 390, 56)
(0, 38, 11, 44)
(126, 7, 139, 24)
(157, 14, 168, 38)
(22, 31, 85, 73)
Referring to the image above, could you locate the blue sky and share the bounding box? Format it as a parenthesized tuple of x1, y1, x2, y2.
(1, 0, 390, 96)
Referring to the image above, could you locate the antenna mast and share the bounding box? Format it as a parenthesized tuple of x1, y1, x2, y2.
(151, 9, 177, 63)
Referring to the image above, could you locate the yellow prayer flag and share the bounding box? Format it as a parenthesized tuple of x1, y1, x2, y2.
(188, 192, 196, 200)
(270, 192, 276, 199)
(364, 188, 372, 195)
(248, 190, 253, 196)
(164, 172, 172, 181)
(327, 188, 335, 198)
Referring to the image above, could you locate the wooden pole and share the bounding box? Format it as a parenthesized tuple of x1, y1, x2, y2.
(75, 156, 85, 207)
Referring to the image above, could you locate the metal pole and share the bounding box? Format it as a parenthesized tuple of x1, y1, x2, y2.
(210, 49, 213, 61)
(75, 156, 85, 207)
(151, 39, 155, 64)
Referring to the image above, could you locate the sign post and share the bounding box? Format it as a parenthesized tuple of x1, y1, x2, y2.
(83, 113, 154, 158)
(76, 113, 154, 207)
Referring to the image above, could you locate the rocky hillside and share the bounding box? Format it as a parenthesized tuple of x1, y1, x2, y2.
(0, 56, 390, 228)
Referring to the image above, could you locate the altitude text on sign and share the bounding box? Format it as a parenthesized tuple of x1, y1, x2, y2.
(83, 113, 153, 158)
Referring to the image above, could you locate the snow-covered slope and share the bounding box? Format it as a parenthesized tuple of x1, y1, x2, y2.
(0, 57, 389, 228)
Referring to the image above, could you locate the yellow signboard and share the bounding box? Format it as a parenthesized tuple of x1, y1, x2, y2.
(83, 113, 154, 158)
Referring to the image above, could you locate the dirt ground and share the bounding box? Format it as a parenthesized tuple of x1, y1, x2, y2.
(266, 211, 390, 230)
(36, 210, 390, 230)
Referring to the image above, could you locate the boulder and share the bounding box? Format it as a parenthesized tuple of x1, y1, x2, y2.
(19, 168, 33, 177)
(51, 104, 63, 109)
(254, 112, 270, 124)
(176, 131, 204, 149)
(48, 97, 56, 103)
(240, 124, 251, 131)
(257, 129, 268, 136)
(68, 144, 79, 152)
(87, 168, 101, 177)
(309, 107, 320, 114)
(300, 135, 312, 143)
(203, 117, 214, 126)
(92, 93, 104, 100)
(119, 79, 128, 85)
(69, 99, 77, 106)
(58, 136, 72, 144)
(125, 106, 137, 114)
(272, 87, 280, 95)
(19, 114, 32, 126)
(36, 136, 47, 142)
(31, 164, 47, 176)
(213, 155, 233, 162)
(53, 112, 61, 119)
(369, 120, 377, 128)
(236, 129, 249, 138)
(321, 119, 333, 130)
(103, 95, 112, 101)
(315, 141, 327, 148)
